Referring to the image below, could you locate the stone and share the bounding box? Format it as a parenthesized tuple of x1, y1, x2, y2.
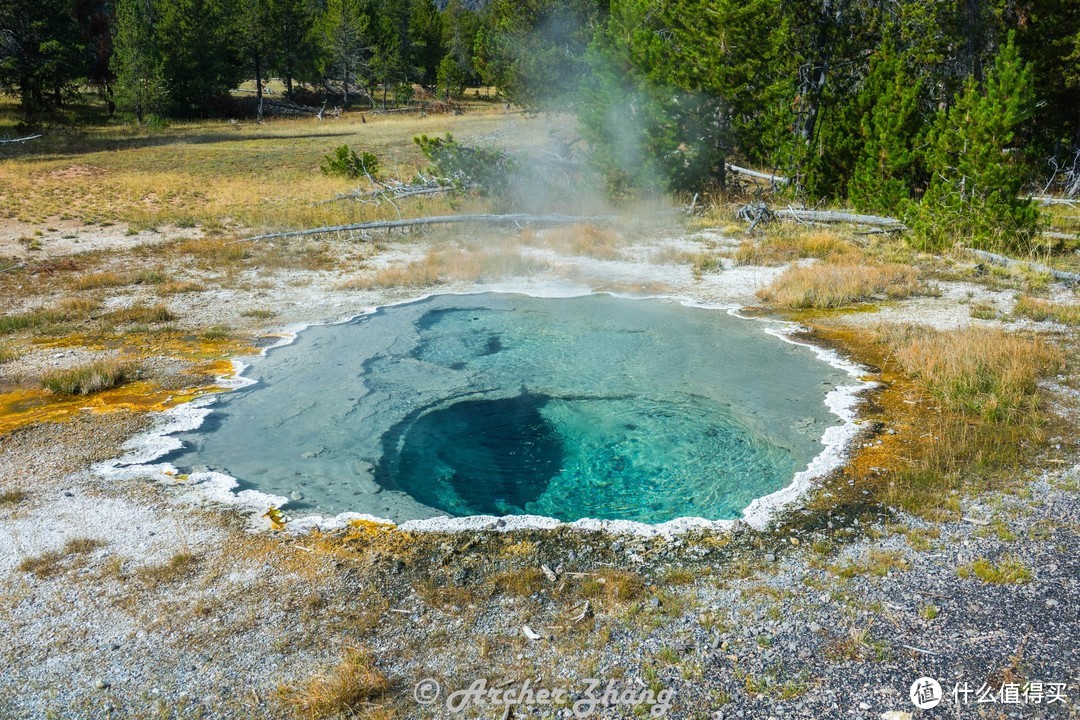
(95, 678, 110, 690)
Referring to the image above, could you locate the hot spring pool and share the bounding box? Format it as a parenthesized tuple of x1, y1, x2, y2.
(163, 293, 853, 524)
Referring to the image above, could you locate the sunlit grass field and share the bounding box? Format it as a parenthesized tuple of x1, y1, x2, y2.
(0, 95, 565, 235)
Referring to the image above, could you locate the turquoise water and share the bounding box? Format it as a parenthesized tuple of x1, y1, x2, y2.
(165, 293, 849, 523)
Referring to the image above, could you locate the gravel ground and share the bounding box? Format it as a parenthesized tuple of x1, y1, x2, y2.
(0, 223, 1077, 719)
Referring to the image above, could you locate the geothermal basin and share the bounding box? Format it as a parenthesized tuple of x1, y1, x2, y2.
(162, 293, 855, 525)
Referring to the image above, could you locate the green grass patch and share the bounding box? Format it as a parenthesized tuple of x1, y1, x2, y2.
(0, 298, 100, 336)
(885, 325, 1063, 422)
(41, 359, 137, 395)
(104, 303, 176, 326)
(1013, 295, 1080, 325)
(958, 555, 1032, 584)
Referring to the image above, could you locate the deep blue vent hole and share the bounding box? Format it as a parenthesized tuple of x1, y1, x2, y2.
(375, 392, 563, 516)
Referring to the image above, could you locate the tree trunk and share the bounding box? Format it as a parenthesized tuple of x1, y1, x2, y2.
(255, 53, 264, 122)
(342, 58, 349, 108)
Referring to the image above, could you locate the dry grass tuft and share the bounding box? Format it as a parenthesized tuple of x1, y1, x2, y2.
(285, 648, 390, 719)
(157, 280, 205, 295)
(176, 238, 252, 263)
(0, 344, 21, 363)
(809, 321, 1067, 522)
(70, 271, 130, 290)
(491, 567, 548, 597)
(41, 359, 137, 395)
(0, 489, 28, 506)
(104, 303, 176, 325)
(579, 569, 646, 605)
(757, 262, 923, 308)
(353, 246, 547, 289)
(0, 298, 101, 335)
(735, 230, 858, 266)
(136, 551, 198, 584)
(18, 537, 106, 578)
(534, 224, 624, 260)
(1013, 295, 1080, 326)
(884, 325, 1063, 422)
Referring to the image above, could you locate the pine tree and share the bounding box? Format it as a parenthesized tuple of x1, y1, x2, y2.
(110, 0, 166, 121)
(267, 0, 318, 100)
(238, 0, 274, 119)
(319, 0, 368, 108)
(912, 34, 1040, 252)
(156, 0, 243, 117)
(848, 40, 925, 215)
(0, 0, 86, 109)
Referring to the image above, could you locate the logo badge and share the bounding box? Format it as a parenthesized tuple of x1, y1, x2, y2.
(910, 677, 943, 709)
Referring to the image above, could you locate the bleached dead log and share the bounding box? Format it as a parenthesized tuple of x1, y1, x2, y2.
(1042, 231, 1079, 241)
(1029, 196, 1078, 207)
(738, 204, 906, 229)
(322, 184, 461, 205)
(727, 164, 790, 186)
(243, 213, 619, 242)
(0, 134, 41, 144)
(963, 246, 1080, 283)
(773, 208, 907, 229)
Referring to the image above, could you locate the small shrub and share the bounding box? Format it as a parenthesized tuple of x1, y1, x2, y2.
(41, 359, 137, 395)
(414, 133, 515, 195)
(240, 308, 277, 319)
(320, 145, 380, 180)
(757, 262, 923, 308)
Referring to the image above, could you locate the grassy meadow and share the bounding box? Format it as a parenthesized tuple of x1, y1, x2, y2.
(0, 95, 560, 235)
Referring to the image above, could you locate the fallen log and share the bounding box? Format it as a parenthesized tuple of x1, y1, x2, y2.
(1029, 196, 1077, 207)
(0, 134, 41, 144)
(963, 247, 1080, 284)
(321, 184, 460, 205)
(727, 164, 789, 186)
(243, 213, 619, 242)
(737, 203, 906, 229)
(774, 208, 906, 228)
